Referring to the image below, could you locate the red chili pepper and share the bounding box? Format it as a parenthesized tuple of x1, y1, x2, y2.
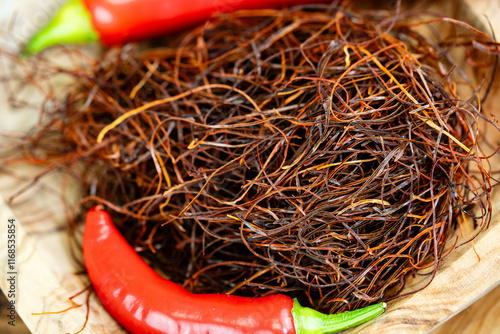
(83, 205, 386, 334)
(25, 0, 340, 54)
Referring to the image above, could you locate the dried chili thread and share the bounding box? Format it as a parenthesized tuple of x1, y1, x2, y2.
(2, 4, 499, 315)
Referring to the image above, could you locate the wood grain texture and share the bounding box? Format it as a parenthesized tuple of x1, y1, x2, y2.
(0, 0, 499, 334)
(0, 287, 30, 333)
(430, 283, 500, 334)
(0, 197, 126, 334)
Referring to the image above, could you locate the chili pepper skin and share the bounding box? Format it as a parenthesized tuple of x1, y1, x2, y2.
(84, 206, 293, 333)
(83, 205, 386, 334)
(25, 0, 339, 54)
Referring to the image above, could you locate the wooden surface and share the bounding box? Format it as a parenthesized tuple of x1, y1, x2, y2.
(431, 284, 500, 334)
(0, 164, 126, 334)
(0, 0, 499, 333)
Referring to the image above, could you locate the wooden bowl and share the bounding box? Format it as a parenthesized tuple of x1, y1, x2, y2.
(0, 0, 498, 333)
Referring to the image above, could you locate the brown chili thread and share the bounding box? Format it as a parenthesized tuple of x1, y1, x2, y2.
(2, 4, 499, 314)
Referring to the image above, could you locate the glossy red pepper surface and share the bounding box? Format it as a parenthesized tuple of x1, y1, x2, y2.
(82, 0, 336, 46)
(83, 206, 296, 334)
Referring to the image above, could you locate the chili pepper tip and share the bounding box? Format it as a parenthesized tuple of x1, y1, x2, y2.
(24, 0, 99, 55)
(92, 204, 105, 211)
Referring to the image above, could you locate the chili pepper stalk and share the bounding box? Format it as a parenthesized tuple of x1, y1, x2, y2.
(292, 299, 386, 334)
(84, 206, 385, 334)
(25, 0, 99, 54)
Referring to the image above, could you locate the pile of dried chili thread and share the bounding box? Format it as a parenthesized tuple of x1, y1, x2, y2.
(4, 3, 500, 316)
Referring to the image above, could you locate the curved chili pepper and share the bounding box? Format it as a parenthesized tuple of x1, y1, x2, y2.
(83, 205, 386, 334)
(25, 0, 340, 54)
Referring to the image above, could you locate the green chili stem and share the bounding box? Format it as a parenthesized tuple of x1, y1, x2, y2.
(291, 299, 387, 334)
(25, 0, 99, 54)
